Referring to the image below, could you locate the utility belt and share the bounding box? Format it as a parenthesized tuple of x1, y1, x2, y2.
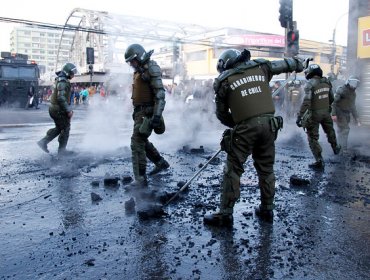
(240, 113, 283, 134)
(241, 113, 274, 126)
(133, 103, 154, 114)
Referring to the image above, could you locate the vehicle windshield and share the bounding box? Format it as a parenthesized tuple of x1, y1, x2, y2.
(1, 66, 38, 79)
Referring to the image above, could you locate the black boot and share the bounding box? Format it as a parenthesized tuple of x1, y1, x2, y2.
(37, 139, 49, 153)
(131, 176, 148, 188)
(332, 144, 341, 155)
(203, 212, 233, 227)
(308, 160, 325, 171)
(255, 206, 274, 223)
(149, 158, 170, 175)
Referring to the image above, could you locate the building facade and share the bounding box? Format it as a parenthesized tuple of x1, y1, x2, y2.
(10, 26, 73, 76)
(347, 0, 370, 125)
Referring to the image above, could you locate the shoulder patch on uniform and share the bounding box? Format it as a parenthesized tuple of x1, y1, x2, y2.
(147, 60, 162, 77)
(57, 80, 68, 90)
(304, 80, 314, 90)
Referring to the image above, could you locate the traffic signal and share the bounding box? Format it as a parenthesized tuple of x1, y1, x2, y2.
(287, 30, 299, 56)
(279, 0, 293, 28)
(88, 64, 94, 74)
(173, 45, 180, 62)
(86, 47, 94, 65)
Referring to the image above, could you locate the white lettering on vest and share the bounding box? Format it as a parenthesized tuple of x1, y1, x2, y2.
(314, 87, 329, 95)
(241, 86, 262, 97)
(230, 74, 266, 90)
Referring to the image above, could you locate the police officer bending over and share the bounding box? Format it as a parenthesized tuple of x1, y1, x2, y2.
(204, 49, 304, 226)
(125, 44, 170, 186)
(331, 76, 361, 152)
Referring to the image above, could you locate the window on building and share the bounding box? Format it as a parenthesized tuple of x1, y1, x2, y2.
(320, 53, 330, 63)
(186, 50, 206, 61)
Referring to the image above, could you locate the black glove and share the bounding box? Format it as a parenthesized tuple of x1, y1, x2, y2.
(220, 129, 233, 152)
(296, 116, 302, 127)
(151, 115, 161, 128)
(293, 57, 304, 73)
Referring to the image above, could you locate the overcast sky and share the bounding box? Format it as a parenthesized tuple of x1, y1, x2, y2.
(0, 0, 349, 51)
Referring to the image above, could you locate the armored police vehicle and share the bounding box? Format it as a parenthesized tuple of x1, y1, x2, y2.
(0, 52, 40, 107)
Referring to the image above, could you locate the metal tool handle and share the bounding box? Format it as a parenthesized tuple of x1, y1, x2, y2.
(164, 149, 222, 206)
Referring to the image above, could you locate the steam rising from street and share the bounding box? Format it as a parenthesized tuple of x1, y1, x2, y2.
(76, 79, 223, 155)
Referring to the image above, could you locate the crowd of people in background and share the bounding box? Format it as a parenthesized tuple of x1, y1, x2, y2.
(0, 72, 350, 122)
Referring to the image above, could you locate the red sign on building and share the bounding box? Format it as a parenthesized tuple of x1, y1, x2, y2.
(362, 29, 370, 46)
(224, 35, 285, 47)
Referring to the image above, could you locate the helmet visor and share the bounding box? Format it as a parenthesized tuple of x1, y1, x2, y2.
(125, 54, 137, 63)
(348, 79, 359, 88)
(71, 66, 78, 75)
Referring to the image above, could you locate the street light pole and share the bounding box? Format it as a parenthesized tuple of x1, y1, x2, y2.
(331, 12, 348, 74)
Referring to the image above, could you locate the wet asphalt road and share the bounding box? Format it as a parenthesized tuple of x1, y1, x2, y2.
(0, 102, 369, 280)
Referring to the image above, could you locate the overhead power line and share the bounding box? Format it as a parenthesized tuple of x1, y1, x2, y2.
(0, 16, 285, 53)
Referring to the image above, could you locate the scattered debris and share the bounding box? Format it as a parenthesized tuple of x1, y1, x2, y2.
(91, 192, 102, 202)
(136, 203, 166, 220)
(121, 176, 133, 185)
(124, 197, 136, 213)
(104, 176, 120, 187)
(91, 180, 100, 187)
(290, 175, 311, 186)
(84, 258, 95, 266)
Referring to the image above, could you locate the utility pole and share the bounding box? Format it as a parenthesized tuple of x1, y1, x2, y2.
(330, 12, 348, 74)
(330, 29, 336, 73)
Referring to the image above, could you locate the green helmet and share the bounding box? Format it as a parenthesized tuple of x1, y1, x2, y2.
(304, 64, 323, 80)
(216, 49, 241, 73)
(61, 63, 77, 79)
(125, 44, 146, 63)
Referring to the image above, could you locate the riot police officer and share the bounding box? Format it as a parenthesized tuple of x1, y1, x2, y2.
(37, 63, 77, 155)
(331, 76, 361, 152)
(203, 49, 304, 226)
(296, 64, 341, 170)
(125, 44, 169, 186)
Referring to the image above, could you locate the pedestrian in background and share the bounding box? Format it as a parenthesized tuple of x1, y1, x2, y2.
(296, 64, 341, 170)
(124, 43, 170, 186)
(37, 63, 77, 156)
(331, 75, 361, 152)
(0, 81, 9, 107)
(203, 49, 304, 226)
(25, 82, 35, 109)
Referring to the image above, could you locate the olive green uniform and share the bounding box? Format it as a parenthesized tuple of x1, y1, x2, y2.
(214, 58, 303, 213)
(130, 60, 167, 181)
(39, 76, 72, 153)
(331, 85, 359, 150)
(298, 77, 338, 163)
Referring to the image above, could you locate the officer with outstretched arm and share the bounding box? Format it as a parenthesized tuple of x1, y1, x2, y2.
(204, 49, 304, 226)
